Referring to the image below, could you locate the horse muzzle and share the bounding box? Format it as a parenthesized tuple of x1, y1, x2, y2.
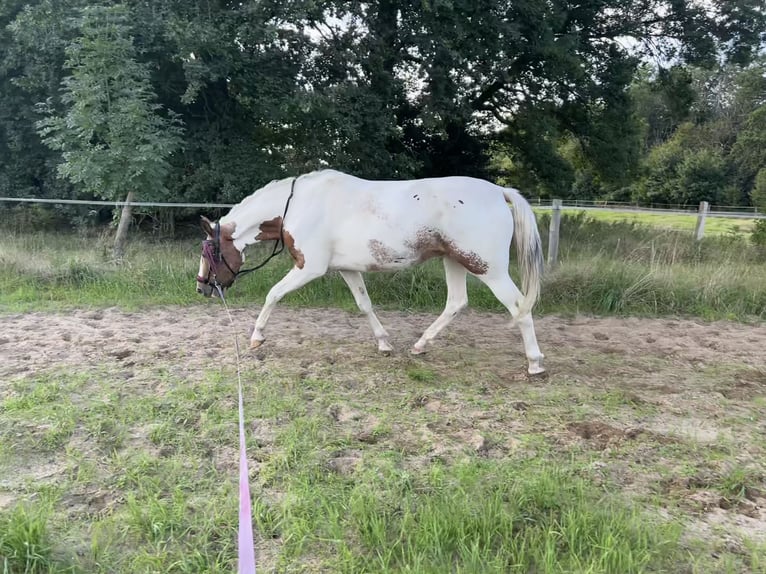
(196, 276, 216, 298)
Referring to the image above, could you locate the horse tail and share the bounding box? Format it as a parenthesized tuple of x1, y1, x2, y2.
(503, 187, 544, 317)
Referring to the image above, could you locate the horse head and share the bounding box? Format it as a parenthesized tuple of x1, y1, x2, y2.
(196, 216, 242, 297)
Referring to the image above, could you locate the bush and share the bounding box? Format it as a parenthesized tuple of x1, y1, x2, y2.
(676, 148, 728, 206)
(751, 168, 766, 212)
(751, 219, 766, 248)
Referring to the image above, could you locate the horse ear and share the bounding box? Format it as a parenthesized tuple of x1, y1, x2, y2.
(200, 216, 214, 237)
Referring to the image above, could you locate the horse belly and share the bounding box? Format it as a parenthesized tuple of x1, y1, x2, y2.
(328, 236, 423, 272)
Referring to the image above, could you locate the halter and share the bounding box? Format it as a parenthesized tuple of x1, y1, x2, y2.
(198, 177, 297, 287)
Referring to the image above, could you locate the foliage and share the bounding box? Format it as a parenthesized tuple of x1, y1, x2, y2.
(676, 149, 729, 206)
(1, 1, 765, 209)
(733, 106, 766, 193)
(632, 65, 695, 149)
(35, 4, 183, 202)
(753, 169, 766, 212)
(752, 219, 766, 248)
(635, 142, 732, 207)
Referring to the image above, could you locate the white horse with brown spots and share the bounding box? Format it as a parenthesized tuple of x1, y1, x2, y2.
(197, 169, 546, 374)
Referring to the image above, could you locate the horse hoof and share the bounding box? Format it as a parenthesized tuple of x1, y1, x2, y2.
(410, 346, 426, 356)
(250, 339, 265, 350)
(378, 341, 394, 355)
(527, 369, 548, 379)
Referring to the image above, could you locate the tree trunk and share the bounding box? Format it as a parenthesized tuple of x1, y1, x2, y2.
(113, 191, 135, 262)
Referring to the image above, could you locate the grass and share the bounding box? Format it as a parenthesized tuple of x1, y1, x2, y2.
(0, 366, 693, 573)
(1, 211, 764, 321)
(2, 351, 765, 573)
(550, 208, 757, 237)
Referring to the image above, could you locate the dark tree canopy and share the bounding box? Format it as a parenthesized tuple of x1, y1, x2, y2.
(1, 0, 765, 207)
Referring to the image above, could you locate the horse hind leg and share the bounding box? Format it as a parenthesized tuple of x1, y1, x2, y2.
(339, 270, 393, 353)
(474, 271, 545, 375)
(412, 258, 468, 355)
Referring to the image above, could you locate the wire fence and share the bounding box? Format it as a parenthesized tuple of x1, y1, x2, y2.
(1, 195, 764, 221)
(0, 196, 234, 208)
(529, 198, 764, 219)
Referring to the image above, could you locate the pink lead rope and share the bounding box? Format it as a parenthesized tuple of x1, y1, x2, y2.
(237, 362, 256, 574)
(216, 285, 257, 574)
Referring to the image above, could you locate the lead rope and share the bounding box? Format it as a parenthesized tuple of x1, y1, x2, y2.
(215, 284, 256, 574)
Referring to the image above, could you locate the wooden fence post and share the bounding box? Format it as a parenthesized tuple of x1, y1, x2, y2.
(547, 199, 562, 268)
(694, 201, 709, 241)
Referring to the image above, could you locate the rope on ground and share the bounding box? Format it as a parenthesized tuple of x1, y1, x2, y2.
(216, 286, 257, 574)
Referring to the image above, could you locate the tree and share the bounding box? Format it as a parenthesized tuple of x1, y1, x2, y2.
(676, 149, 729, 205)
(732, 106, 766, 196)
(0, 0, 80, 200)
(752, 169, 766, 212)
(632, 65, 696, 149)
(3, 0, 765, 214)
(36, 4, 183, 258)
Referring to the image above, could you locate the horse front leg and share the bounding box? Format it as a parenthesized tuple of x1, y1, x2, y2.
(250, 266, 325, 349)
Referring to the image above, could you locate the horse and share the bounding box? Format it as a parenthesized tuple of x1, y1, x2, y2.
(196, 169, 546, 375)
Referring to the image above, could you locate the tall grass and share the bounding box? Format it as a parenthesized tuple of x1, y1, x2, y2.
(1, 213, 764, 320)
(0, 501, 63, 574)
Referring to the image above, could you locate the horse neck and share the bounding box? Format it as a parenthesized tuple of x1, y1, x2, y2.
(224, 179, 292, 249)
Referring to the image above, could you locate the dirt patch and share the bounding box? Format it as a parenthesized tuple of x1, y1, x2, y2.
(0, 492, 14, 511)
(719, 369, 766, 400)
(566, 421, 673, 450)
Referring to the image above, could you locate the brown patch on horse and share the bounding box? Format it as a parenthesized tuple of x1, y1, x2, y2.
(218, 222, 242, 275)
(283, 230, 305, 269)
(408, 228, 489, 275)
(255, 216, 304, 268)
(255, 216, 283, 241)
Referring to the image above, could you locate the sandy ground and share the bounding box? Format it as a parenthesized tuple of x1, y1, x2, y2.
(2, 305, 764, 378)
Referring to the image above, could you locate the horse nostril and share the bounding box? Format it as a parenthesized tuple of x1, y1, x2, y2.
(196, 287, 203, 294)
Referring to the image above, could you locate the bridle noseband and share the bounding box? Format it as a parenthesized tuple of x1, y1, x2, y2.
(198, 177, 297, 288)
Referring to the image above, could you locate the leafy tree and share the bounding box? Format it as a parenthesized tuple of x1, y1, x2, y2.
(732, 106, 766, 195)
(635, 133, 685, 205)
(0, 0, 80, 200)
(676, 149, 729, 206)
(36, 4, 183, 258)
(632, 66, 696, 149)
(752, 169, 766, 212)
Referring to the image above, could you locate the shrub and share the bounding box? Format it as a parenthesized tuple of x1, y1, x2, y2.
(751, 219, 766, 248)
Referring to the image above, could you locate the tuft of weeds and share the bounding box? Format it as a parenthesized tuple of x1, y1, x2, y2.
(0, 501, 68, 574)
(717, 466, 763, 504)
(406, 366, 438, 383)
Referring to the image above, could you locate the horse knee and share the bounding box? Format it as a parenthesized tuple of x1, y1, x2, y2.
(448, 298, 468, 317)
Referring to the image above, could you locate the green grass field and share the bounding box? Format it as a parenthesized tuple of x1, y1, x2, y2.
(553, 208, 757, 237)
(0, 368, 689, 573)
